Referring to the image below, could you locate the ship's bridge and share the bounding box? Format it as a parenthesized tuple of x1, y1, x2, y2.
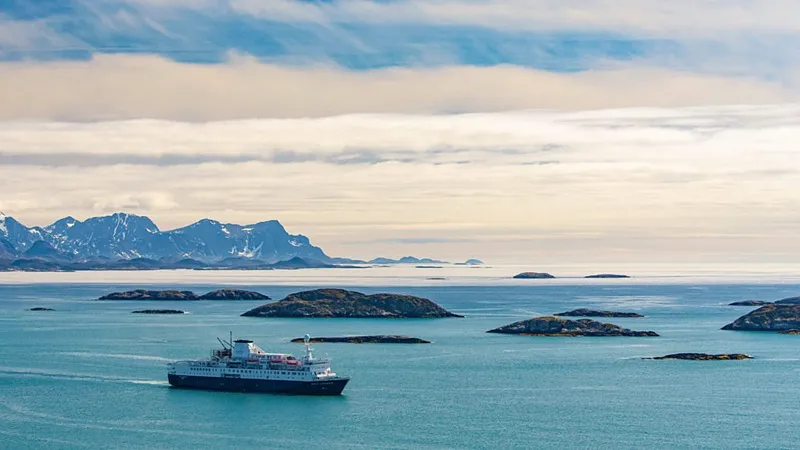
(232, 339, 267, 359)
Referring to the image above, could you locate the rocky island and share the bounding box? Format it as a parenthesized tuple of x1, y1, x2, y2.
(645, 353, 752, 361)
(728, 300, 773, 306)
(241, 288, 462, 318)
(778, 330, 800, 335)
(290, 335, 430, 344)
(132, 309, 186, 314)
(98, 289, 269, 301)
(722, 304, 800, 332)
(584, 274, 630, 279)
(554, 308, 644, 318)
(29, 307, 55, 311)
(775, 296, 800, 305)
(513, 272, 556, 279)
(487, 316, 658, 337)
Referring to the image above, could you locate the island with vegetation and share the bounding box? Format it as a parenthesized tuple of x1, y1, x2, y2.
(645, 353, 752, 360)
(132, 309, 186, 314)
(554, 308, 644, 318)
(98, 289, 270, 301)
(241, 288, 462, 318)
(290, 335, 430, 344)
(513, 272, 556, 279)
(722, 304, 800, 332)
(486, 316, 658, 337)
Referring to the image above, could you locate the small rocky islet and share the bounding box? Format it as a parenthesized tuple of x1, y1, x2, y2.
(487, 316, 658, 337)
(29, 307, 55, 311)
(722, 303, 800, 332)
(645, 353, 752, 361)
(584, 274, 630, 279)
(290, 335, 430, 344)
(97, 289, 270, 301)
(132, 309, 186, 314)
(728, 300, 773, 306)
(554, 308, 644, 318)
(513, 272, 556, 279)
(241, 288, 461, 318)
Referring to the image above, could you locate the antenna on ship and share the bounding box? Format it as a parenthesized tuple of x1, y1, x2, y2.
(304, 334, 313, 360)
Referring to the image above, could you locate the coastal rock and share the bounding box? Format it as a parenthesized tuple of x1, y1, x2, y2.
(98, 289, 199, 300)
(29, 307, 55, 311)
(290, 335, 430, 344)
(554, 308, 644, 318)
(775, 296, 800, 305)
(486, 316, 658, 337)
(646, 353, 752, 361)
(584, 274, 630, 279)
(722, 304, 800, 332)
(241, 288, 462, 318)
(132, 309, 186, 314)
(513, 272, 556, 279)
(199, 289, 270, 300)
(778, 330, 800, 335)
(728, 300, 773, 306)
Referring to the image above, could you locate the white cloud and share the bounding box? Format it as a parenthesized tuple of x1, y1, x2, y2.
(2, 104, 800, 262)
(0, 54, 797, 121)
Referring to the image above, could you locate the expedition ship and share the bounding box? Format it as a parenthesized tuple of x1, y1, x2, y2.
(167, 334, 349, 395)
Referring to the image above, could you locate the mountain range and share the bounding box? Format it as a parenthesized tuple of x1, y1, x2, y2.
(0, 212, 482, 271)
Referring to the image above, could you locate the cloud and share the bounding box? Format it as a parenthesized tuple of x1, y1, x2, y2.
(2, 104, 800, 261)
(0, 54, 797, 121)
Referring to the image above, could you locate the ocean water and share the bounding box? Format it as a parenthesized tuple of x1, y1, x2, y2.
(1, 271, 799, 449)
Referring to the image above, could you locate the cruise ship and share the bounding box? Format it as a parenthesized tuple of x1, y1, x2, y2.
(167, 335, 349, 395)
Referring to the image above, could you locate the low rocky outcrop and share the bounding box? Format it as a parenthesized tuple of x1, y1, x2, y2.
(584, 274, 630, 279)
(241, 288, 462, 318)
(554, 308, 644, 318)
(513, 272, 556, 279)
(646, 353, 752, 361)
(199, 289, 270, 300)
(722, 304, 800, 332)
(132, 309, 186, 314)
(729, 300, 773, 306)
(290, 335, 430, 344)
(778, 330, 800, 335)
(29, 307, 55, 311)
(775, 296, 800, 305)
(98, 289, 199, 300)
(486, 316, 658, 337)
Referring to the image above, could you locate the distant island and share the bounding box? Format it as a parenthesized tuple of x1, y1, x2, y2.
(0, 212, 470, 272)
(29, 307, 55, 311)
(132, 309, 186, 314)
(728, 300, 773, 306)
(513, 272, 556, 279)
(290, 335, 430, 344)
(722, 304, 800, 332)
(584, 274, 630, 279)
(554, 309, 644, 318)
(98, 289, 270, 301)
(487, 316, 658, 337)
(241, 288, 462, 318)
(645, 353, 752, 361)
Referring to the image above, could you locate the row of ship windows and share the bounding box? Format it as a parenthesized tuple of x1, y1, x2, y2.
(190, 368, 304, 376)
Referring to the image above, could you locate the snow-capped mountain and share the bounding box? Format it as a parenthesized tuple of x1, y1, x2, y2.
(0, 212, 330, 263)
(0, 212, 45, 252)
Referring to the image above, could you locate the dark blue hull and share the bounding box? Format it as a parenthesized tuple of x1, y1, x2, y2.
(168, 374, 349, 395)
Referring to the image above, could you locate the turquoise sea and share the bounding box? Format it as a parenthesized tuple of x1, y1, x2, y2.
(1, 269, 799, 449)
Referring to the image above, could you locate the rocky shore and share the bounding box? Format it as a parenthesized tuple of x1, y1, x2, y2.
(290, 335, 430, 344)
(241, 288, 462, 318)
(486, 316, 658, 337)
(722, 304, 800, 332)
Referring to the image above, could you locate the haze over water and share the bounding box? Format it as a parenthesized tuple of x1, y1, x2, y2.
(1, 267, 799, 449)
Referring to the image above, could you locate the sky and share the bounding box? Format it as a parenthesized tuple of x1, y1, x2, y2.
(1, 0, 799, 263)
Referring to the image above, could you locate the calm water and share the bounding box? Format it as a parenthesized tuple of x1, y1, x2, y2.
(1, 276, 799, 449)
